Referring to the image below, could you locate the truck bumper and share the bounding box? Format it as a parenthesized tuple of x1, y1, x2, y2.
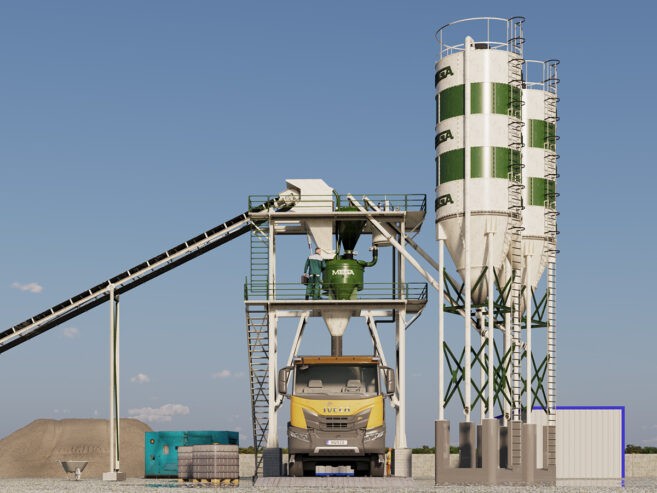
(288, 424, 385, 457)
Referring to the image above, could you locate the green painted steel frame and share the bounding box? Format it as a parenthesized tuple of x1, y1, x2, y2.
(443, 266, 549, 329)
(442, 340, 550, 415)
(440, 262, 552, 416)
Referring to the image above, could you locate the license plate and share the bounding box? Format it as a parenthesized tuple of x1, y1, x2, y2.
(326, 439, 347, 446)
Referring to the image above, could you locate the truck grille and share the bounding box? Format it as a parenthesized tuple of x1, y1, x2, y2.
(303, 408, 371, 432)
(324, 417, 349, 429)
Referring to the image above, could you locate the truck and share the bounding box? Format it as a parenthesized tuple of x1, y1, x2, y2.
(278, 355, 396, 477)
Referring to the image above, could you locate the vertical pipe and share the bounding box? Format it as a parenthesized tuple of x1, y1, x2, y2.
(503, 312, 511, 425)
(108, 286, 118, 473)
(395, 224, 408, 449)
(266, 218, 278, 448)
(115, 296, 120, 471)
(478, 309, 485, 422)
(400, 223, 406, 301)
(268, 221, 275, 300)
(331, 336, 342, 357)
(525, 255, 532, 424)
(438, 238, 445, 420)
(395, 308, 407, 449)
(487, 235, 495, 419)
(266, 312, 278, 448)
(108, 287, 115, 473)
(463, 36, 473, 423)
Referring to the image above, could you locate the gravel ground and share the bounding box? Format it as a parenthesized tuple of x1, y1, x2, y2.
(0, 478, 656, 493)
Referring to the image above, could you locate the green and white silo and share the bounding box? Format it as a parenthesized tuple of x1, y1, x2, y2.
(521, 59, 559, 425)
(435, 18, 524, 305)
(434, 17, 559, 485)
(520, 60, 559, 298)
(435, 17, 525, 423)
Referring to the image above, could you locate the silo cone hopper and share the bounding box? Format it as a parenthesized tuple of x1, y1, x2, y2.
(438, 217, 510, 305)
(322, 309, 350, 356)
(337, 213, 366, 257)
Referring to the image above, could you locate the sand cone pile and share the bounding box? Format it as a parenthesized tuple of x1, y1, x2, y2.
(0, 418, 152, 478)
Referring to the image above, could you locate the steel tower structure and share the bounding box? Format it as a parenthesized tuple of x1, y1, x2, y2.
(433, 17, 559, 485)
(243, 179, 428, 479)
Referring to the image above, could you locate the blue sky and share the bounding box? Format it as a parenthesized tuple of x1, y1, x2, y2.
(1, 0, 656, 449)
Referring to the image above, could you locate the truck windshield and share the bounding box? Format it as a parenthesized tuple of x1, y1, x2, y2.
(294, 364, 378, 396)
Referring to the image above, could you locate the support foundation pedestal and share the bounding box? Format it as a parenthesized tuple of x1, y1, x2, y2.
(263, 447, 283, 477)
(102, 471, 126, 481)
(393, 448, 412, 477)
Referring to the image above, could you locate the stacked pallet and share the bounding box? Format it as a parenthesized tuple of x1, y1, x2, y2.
(177, 446, 193, 480)
(178, 444, 239, 485)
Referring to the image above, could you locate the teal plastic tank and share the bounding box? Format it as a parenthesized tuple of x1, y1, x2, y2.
(144, 430, 238, 478)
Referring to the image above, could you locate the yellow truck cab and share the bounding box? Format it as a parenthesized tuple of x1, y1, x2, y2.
(278, 355, 395, 477)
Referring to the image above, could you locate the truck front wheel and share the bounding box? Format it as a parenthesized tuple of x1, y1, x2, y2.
(370, 455, 384, 477)
(289, 455, 304, 477)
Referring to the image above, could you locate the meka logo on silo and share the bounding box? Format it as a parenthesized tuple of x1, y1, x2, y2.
(436, 194, 454, 209)
(436, 65, 454, 82)
(437, 129, 454, 145)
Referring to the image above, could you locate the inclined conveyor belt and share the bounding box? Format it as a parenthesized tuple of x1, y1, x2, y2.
(0, 198, 280, 354)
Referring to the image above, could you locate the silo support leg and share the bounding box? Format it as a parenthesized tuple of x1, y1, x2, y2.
(482, 418, 500, 484)
(459, 422, 476, 468)
(262, 448, 283, 477)
(521, 423, 537, 484)
(435, 420, 450, 484)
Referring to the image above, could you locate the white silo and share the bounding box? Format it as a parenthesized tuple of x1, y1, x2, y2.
(435, 17, 525, 428)
(433, 18, 559, 486)
(521, 59, 559, 428)
(435, 18, 524, 305)
(520, 60, 559, 297)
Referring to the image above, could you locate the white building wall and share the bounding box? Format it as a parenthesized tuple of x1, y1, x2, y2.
(533, 407, 624, 479)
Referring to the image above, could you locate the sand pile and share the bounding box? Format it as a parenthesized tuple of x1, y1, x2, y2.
(0, 418, 152, 479)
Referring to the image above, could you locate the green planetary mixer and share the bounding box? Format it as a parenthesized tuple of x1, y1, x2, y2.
(323, 207, 378, 300)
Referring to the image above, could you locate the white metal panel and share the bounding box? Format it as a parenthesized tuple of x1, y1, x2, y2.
(535, 407, 624, 479)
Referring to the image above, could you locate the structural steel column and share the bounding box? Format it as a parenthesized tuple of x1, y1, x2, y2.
(103, 286, 125, 481)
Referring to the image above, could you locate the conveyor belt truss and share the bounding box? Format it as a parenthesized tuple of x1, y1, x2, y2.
(0, 198, 282, 355)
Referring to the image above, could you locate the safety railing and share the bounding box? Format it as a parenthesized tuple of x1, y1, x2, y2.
(244, 282, 428, 302)
(248, 193, 426, 214)
(435, 17, 525, 59)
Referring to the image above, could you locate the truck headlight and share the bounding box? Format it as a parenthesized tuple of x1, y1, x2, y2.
(364, 429, 384, 442)
(289, 430, 310, 442)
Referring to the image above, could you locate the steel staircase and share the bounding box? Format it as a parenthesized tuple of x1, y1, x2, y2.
(249, 220, 270, 299)
(245, 305, 270, 479)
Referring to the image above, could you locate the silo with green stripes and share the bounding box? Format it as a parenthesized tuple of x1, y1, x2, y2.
(520, 59, 559, 292)
(433, 18, 559, 485)
(435, 17, 525, 304)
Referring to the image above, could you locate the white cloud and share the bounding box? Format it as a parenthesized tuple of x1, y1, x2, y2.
(128, 404, 190, 423)
(212, 369, 244, 379)
(62, 327, 79, 339)
(11, 282, 43, 294)
(130, 373, 151, 384)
